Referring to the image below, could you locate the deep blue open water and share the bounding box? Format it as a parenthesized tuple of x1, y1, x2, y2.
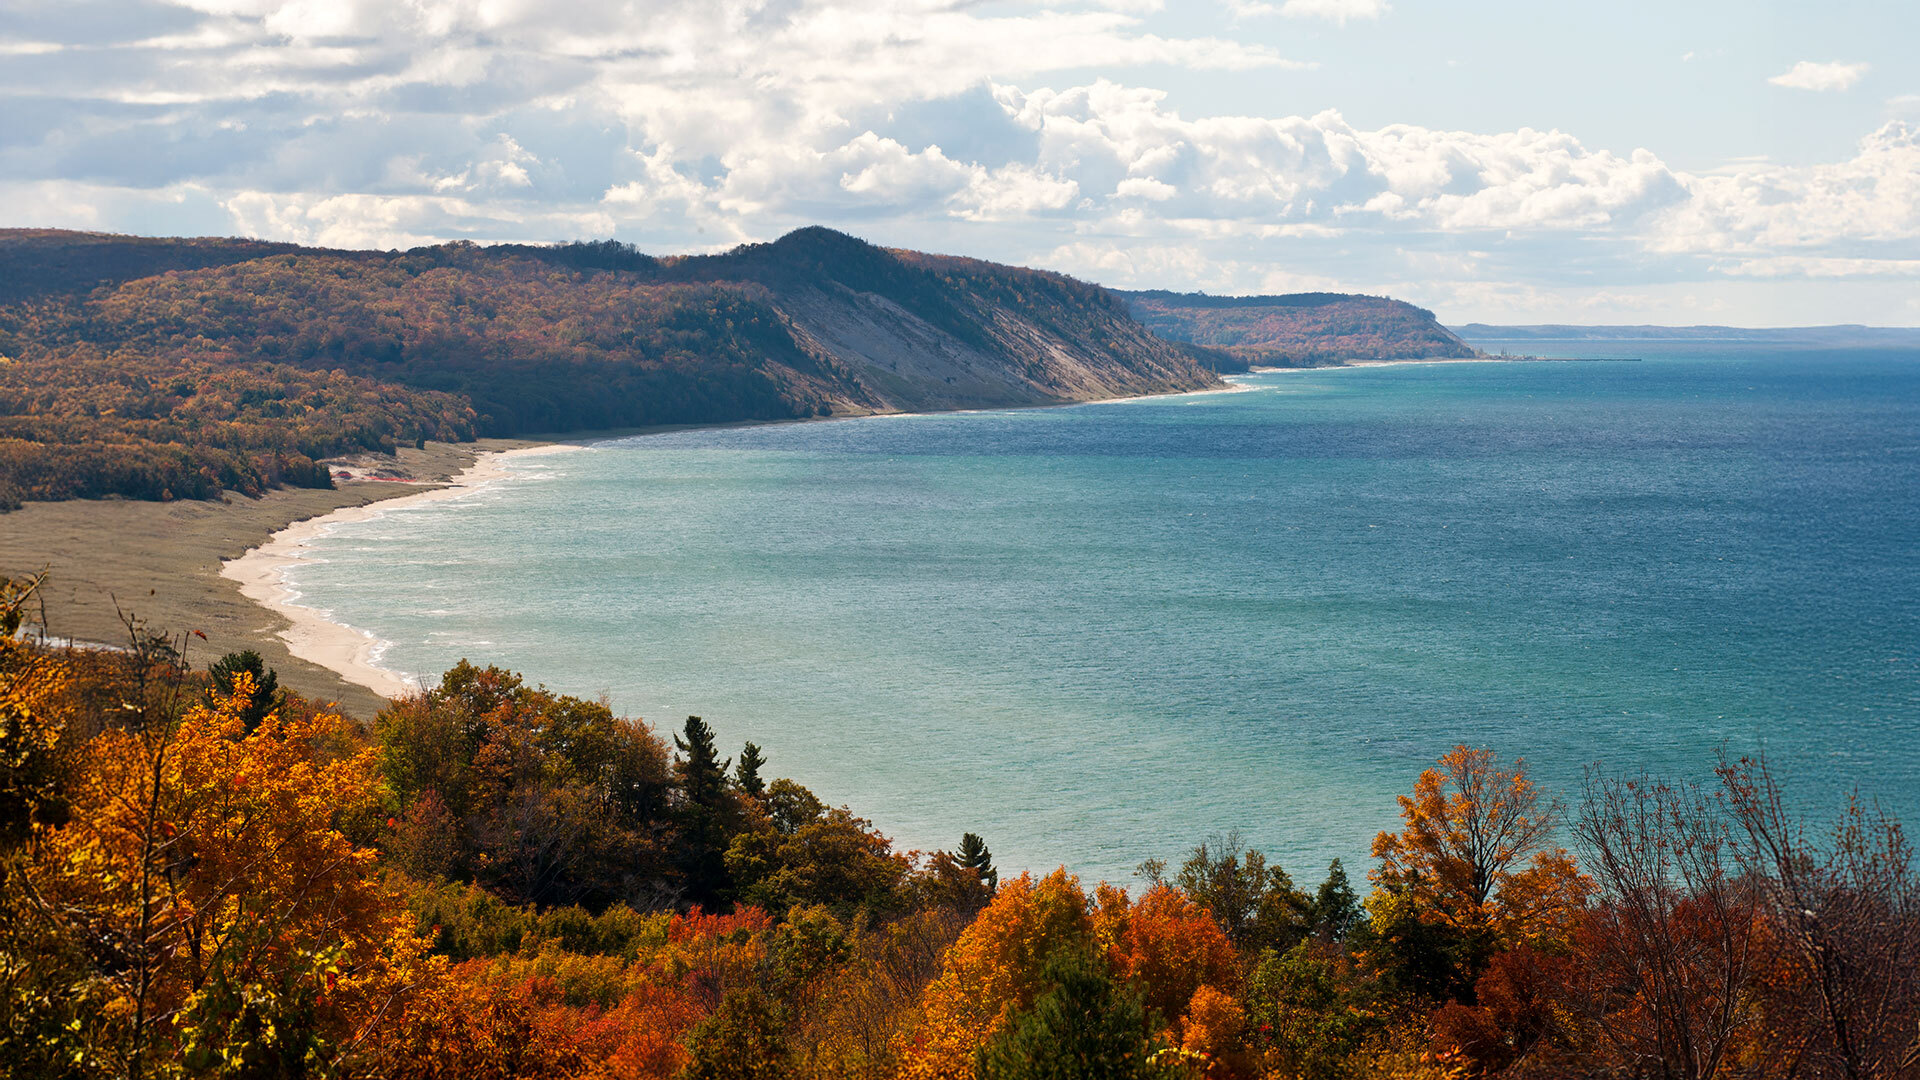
(284, 342, 1920, 884)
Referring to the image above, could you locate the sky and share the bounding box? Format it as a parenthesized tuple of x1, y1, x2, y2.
(2, 0, 1916, 325)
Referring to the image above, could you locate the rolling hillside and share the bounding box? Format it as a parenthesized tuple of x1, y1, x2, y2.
(0, 227, 1223, 506)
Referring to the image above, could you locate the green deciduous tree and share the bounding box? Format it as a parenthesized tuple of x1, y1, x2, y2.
(373, 660, 674, 907)
(1244, 942, 1378, 1080)
(975, 947, 1166, 1080)
(1168, 833, 1311, 955)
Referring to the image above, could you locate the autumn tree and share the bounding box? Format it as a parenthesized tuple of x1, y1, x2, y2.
(1571, 771, 1760, 1079)
(899, 870, 1099, 1079)
(10, 676, 435, 1076)
(902, 870, 1248, 1080)
(1428, 944, 1583, 1075)
(1718, 756, 1920, 1080)
(1094, 883, 1241, 1030)
(0, 572, 89, 1077)
(1371, 746, 1589, 948)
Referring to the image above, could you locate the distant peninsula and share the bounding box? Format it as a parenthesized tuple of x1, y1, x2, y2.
(1118, 289, 1481, 369)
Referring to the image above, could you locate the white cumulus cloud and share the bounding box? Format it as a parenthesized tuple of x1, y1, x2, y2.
(1768, 60, 1870, 92)
(1, 0, 1916, 323)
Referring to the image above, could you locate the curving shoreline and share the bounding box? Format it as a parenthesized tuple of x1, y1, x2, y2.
(212, 365, 1476, 702)
(219, 444, 584, 700)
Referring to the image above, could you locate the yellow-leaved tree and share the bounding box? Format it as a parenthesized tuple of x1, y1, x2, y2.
(896, 869, 1096, 1080)
(12, 673, 437, 1077)
(1370, 745, 1590, 945)
(899, 870, 1253, 1080)
(1, 572, 69, 846)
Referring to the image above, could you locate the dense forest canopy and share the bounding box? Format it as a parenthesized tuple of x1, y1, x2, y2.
(0, 230, 309, 306)
(1122, 290, 1480, 368)
(3, 572, 1915, 1078)
(0, 227, 1222, 507)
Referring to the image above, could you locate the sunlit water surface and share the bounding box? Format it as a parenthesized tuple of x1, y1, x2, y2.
(285, 343, 1920, 884)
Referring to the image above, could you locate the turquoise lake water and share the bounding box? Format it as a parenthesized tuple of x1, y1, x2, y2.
(285, 343, 1920, 885)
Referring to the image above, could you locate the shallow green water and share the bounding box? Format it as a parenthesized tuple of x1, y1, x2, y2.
(285, 343, 1920, 884)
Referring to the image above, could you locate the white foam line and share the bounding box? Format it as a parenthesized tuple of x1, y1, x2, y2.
(220, 444, 581, 700)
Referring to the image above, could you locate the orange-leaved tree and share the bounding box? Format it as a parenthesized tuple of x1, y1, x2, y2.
(1371, 745, 1590, 945)
(896, 869, 1097, 1080)
(14, 674, 437, 1077)
(1095, 882, 1247, 1076)
(901, 871, 1258, 1080)
(373, 964, 704, 1080)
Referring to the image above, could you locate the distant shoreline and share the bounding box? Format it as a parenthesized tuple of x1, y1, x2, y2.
(1253, 354, 1644, 373)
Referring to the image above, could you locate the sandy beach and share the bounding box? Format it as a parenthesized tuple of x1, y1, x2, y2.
(220, 443, 582, 701)
(0, 439, 542, 718)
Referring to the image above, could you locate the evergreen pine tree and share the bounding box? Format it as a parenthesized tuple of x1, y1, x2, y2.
(1311, 858, 1362, 942)
(976, 948, 1164, 1080)
(735, 741, 766, 797)
(958, 832, 998, 891)
(674, 715, 732, 807)
(674, 716, 734, 902)
(204, 650, 283, 733)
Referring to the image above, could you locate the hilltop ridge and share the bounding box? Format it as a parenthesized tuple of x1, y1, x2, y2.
(0, 227, 1222, 505)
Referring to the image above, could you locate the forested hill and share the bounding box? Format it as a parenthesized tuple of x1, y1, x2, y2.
(1121, 289, 1480, 368)
(0, 227, 1223, 506)
(0, 230, 316, 306)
